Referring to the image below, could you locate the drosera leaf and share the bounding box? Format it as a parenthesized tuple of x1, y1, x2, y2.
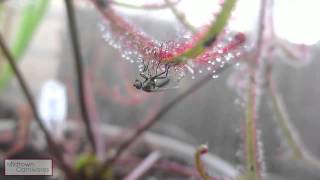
(0, 0, 49, 91)
(172, 0, 237, 64)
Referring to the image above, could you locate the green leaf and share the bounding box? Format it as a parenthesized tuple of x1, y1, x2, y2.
(0, 0, 49, 91)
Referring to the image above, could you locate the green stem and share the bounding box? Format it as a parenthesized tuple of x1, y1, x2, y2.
(243, 0, 267, 176)
(245, 74, 260, 180)
(268, 79, 304, 159)
(268, 76, 320, 168)
(0, 0, 49, 90)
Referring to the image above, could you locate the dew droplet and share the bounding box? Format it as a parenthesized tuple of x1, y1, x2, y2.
(212, 74, 219, 79)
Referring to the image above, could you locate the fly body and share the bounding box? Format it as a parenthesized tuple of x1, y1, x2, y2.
(133, 61, 173, 92)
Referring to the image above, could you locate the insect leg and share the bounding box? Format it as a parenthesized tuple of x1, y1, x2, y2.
(154, 63, 171, 79)
(142, 60, 152, 77)
(142, 63, 148, 72)
(164, 63, 171, 77)
(140, 73, 148, 81)
(139, 60, 149, 82)
(155, 61, 161, 75)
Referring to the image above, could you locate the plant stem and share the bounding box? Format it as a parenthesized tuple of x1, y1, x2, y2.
(268, 78, 304, 159)
(245, 73, 261, 180)
(0, 34, 78, 180)
(267, 66, 320, 168)
(243, 0, 268, 178)
(64, 0, 97, 153)
(124, 151, 161, 180)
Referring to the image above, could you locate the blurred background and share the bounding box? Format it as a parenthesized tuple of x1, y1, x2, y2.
(1, 0, 320, 179)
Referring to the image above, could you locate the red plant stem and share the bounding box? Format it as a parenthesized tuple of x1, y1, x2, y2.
(4, 104, 32, 159)
(0, 34, 78, 180)
(244, 0, 268, 179)
(124, 151, 161, 180)
(252, 0, 267, 66)
(64, 0, 97, 152)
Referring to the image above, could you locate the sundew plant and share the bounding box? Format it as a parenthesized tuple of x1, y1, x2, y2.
(0, 0, 320, 180)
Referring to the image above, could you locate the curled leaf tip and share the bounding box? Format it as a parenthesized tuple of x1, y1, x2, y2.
(199, 144, 209, 154)
(195, 144, 212, 180)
